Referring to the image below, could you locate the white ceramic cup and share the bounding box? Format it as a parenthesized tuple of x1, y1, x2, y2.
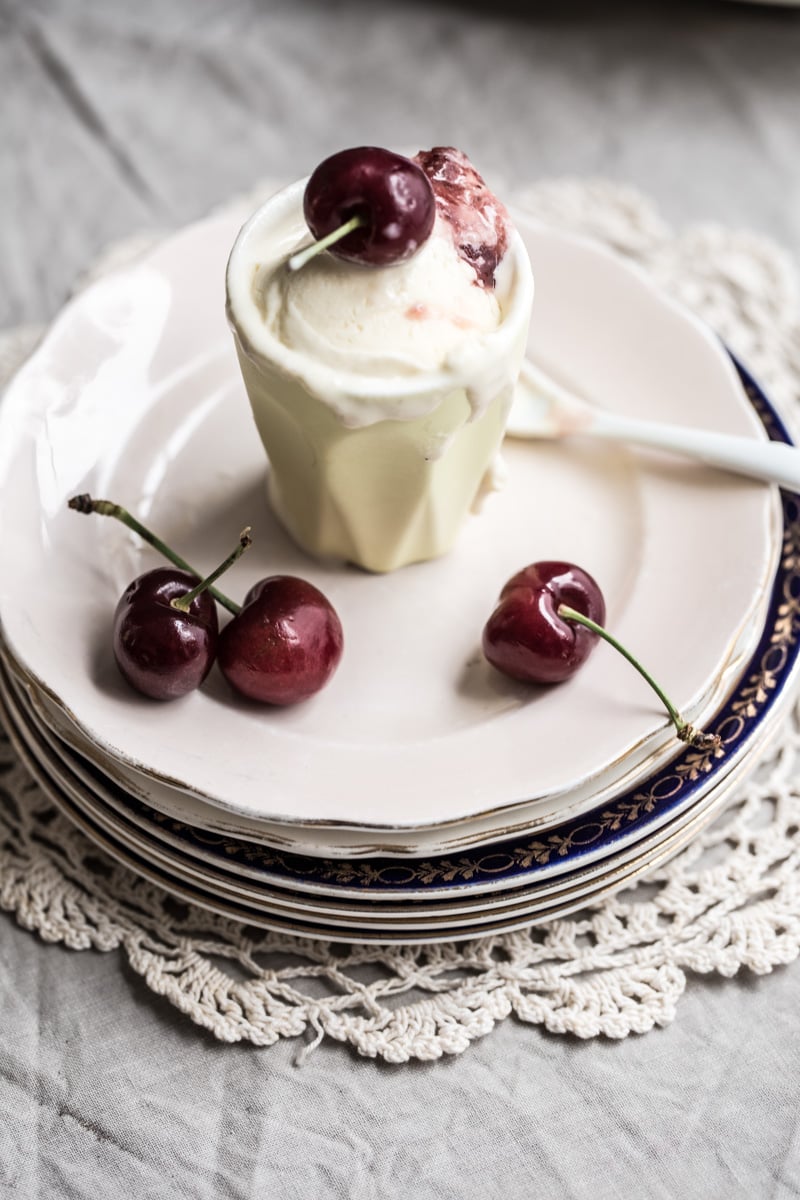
(226, 180, 534, 573)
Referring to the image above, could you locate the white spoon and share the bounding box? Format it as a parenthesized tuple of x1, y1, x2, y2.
(507, 359, 800, 491)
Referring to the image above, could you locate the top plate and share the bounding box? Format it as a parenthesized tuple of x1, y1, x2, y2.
(0, 201, 777, 830)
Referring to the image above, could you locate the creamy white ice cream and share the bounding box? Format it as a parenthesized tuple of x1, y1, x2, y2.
(227, 149, 534, 572)
(261, 221, 502, 379)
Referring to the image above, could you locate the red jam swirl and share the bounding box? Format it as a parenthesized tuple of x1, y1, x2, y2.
(413, 147, 510, 289)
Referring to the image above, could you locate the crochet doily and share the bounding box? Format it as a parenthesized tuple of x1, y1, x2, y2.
(2, 181, 800, 1064)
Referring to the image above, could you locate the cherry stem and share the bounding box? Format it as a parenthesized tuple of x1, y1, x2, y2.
(287, 215, 365, 272)
(557, 604, 721, 753)
(170, 528, 252, 613)
(68, 495, 242, 616)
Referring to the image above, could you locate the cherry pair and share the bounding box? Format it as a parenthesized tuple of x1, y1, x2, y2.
(69, 496, 343, 705)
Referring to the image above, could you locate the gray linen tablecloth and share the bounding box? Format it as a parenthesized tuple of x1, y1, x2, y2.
(2, 2, 800, 1196)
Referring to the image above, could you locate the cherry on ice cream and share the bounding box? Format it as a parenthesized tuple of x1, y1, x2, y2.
(301, 146, 436, 267)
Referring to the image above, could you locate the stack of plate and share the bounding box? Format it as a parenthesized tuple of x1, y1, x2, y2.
(0, 205, 797, 943)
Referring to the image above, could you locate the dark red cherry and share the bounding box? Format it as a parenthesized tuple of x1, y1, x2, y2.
(113, 568, 219, 700)
(483, 561, 605, 684)
(218, 576, 344, 705)
(303, 147, 436, 266)
(482, 560, 721, 750)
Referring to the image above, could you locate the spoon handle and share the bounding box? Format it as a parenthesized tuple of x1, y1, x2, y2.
(590, 411, 800, 492)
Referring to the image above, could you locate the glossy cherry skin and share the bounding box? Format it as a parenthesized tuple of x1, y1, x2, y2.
(482, 562, 606, 685)
(303, 147, 436, 266)
(113, 568, 219, 700)
(218, 576, 344, 705)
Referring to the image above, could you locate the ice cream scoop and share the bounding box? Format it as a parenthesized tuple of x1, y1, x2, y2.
(263, 220, 502, 379)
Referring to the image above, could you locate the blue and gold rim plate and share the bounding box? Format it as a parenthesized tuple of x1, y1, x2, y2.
(0, 676, 769, 941)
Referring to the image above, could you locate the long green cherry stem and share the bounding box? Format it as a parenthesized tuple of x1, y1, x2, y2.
(171, 528, 251, 613)
(557, 604, 721, 752)
(287, 215, 365, 272)
(68, 494, 242, 616)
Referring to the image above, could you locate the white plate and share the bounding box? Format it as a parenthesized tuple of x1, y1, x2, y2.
(0, 666, 759, 939)
(2, 656, 761, 920)
(8, 542, 797, 904)
(0, 204, 777, 830)
(5, 636, 757, 860)
(1, 684, 759, 943)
